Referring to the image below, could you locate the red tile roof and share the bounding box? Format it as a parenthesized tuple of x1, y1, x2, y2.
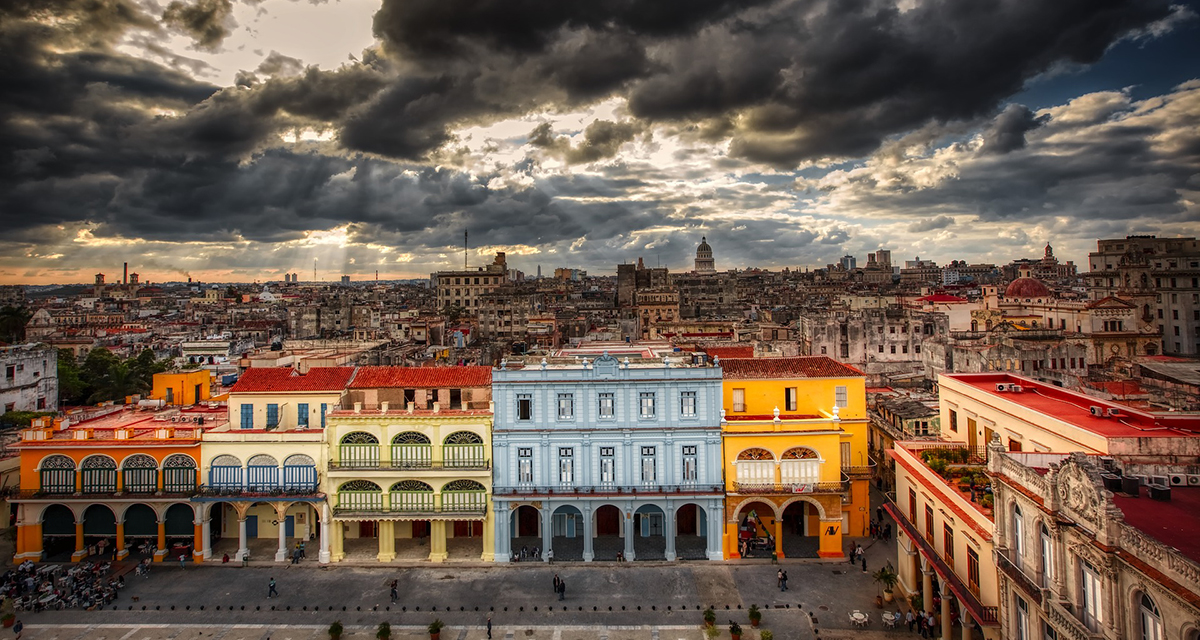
(701, 346, 754, 359)
(349, 366, 492, 389)
(916, 294, 968, 303)
(228, 367, 355, 393)
(720, 356, 864, 380)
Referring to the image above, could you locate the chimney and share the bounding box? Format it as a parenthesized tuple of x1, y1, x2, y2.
(380, 401, 389, 413)
(353, 402, 362, 414)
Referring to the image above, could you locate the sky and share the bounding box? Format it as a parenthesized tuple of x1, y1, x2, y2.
(2, 0, 1199, 285)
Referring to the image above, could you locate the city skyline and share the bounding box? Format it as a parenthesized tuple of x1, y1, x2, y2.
(2, 0, 1199, 285)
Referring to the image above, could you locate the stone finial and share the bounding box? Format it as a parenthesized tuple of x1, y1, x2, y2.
(773, 407, 781, 422)
(623, 357, 631, 368)
(540, 357, 548, 370)
(500, 359, 507, 370)
(582, 357, 590, 368)
(831, 405, 840, 421)
(720, 408, 727, 423)
(713, 355, 720, 366)
(663, 356, 670, 367)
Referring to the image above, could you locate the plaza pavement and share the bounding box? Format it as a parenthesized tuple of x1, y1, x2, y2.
(8, 534, 907, 640)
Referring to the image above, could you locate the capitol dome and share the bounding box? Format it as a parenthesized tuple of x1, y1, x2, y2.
(694, 236, 715, 272)
(1004, 277, 1051, 299)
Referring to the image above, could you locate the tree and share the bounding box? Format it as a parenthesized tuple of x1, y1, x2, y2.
(57, 349, 86, 405)
(130, 348, 168, 388)
(88, 361, 149, 404)
(82, 348, 120, 383)
(0, 306, 31, 344)
(441, 304, 465, 324)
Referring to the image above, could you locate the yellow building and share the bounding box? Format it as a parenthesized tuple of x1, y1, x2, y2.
(324, 366, 494, 563)
(718, 356, 870, 559)
(151, 370, 213, 406)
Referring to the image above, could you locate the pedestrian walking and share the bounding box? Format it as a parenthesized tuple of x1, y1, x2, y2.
(179, 554, 186, 569)
(906, 610, 915, 632)
(242, 550, 250, 567)
(876, 506, 884, 523)
(553, 573, 562, 594)
(777, 569, 784, 591)
(861, 556, 868, 573)
(557, 578, 565, 601)
(781, 570, 788, 591)
(546, 548, 553, 563)
(268, 577, 278, 598)
(390, 580, 398, 604)
(13, 619, 22, 640)
(486, 613, 492, 640)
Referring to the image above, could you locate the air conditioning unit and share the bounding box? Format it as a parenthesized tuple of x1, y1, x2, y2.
(1151, 475, 1170, 487)
(1149, 484, 1172, 501)
(996, 383, 1009, 392)
(1106, 408, 1121, 417)
(1187, 475, 1200, 486)
(1101, 474, 1122, 493)
(1169, 474, 1188, 486)
(1089, 406, 1105, 417)
(1121, 476, 1142, 495)
(1011, 385, 1024, 393)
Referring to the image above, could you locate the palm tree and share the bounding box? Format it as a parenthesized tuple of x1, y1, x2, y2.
(88, 362, 150, 403)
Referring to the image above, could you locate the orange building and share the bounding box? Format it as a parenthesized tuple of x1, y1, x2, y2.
(11, 404, 222, 563)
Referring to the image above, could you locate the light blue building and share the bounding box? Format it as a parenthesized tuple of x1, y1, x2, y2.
(491, 353, 725, 562)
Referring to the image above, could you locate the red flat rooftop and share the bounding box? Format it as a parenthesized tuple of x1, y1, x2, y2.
(946, 373, 1200, 439)
(1113, 487, 1200, 565)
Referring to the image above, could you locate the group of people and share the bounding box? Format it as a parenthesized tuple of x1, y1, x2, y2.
(869, 519, 892, 541)
(1, 560, 122, 612)
(905, 609, 941, 637)
(775, 569, 789, 591)
(290, 541, 307, 564)
(514, 545, 542, 561)
(552, 573, 567, 601)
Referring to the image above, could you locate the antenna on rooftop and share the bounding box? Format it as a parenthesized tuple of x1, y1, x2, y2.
(464, 230, 469, 269)
(313, 259, 317, 282)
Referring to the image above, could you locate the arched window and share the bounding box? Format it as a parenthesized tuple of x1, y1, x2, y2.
(121, 454, 158, 494)
(209, 454, 243, 489)
(1012, 503, 1025, 562)
(735, 448, 775, 485)
(392, 432, 432, 468)
(80, 455, 117, 493)
(163, 454, 197, 493)
(336, 480, 382, 512)
(282, 454, 317, 491)
(781, 447, 821, 485)
(39, 454, 77, 494)
(443, 431, 485, 468)
(338, 432, 380, 468)
(247, 454, 280, 490)
(1039, 523, 1053, 588)
(390, 480, 433, 492)
(1140, 594, 1163, 640)
(442, 479, 487, 513)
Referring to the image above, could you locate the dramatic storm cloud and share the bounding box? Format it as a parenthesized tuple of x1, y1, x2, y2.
(0, 0, 1198, 283)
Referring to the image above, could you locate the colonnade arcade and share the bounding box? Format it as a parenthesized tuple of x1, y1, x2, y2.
(16, 500, 205, 563)
(494, 497, 725, 562)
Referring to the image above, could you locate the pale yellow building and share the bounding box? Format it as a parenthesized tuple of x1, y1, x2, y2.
(324, 366, 493, 563)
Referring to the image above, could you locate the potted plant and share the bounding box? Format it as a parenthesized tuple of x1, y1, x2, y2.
(377, 621, 391, 640)
(748, 605, 761, 628)
(729, 621, 743, 640)
(703, 607, 716, 628)
(429, 619, 445, 640)
(910, 595, 924, 614)
(980, 493, 994, 509)
(873, 566, 899, 603)
(328, 621, 344, 640)
(1, 614, 13, 629)
(760, 631, 774, 640)
(703, 626, 720, 640)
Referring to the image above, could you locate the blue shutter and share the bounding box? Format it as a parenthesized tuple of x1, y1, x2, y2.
(267, 404, 279, 427)
(320, 403, 327, 428)
(297, 403, 309, 427)
(240, 404, 253, 429)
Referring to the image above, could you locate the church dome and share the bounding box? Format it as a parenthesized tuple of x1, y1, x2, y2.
(1004, 277, 1051, 299)
(697, 236, 712, 255)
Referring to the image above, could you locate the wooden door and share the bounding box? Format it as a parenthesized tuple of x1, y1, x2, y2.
(596, 508, 620, 536)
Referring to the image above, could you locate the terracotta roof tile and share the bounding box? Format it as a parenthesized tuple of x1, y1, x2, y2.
(701, 346, 754, 359)
(719, 356, 864, 379)
(228, 367, 355, 393)
(349, 366, 492, 389)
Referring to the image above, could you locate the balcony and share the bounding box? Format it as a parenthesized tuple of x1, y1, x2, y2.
(194, 484, 323, 499)
(332, 491, 486, 517)
(996, 548, 1044, 605)
(329, 460, 491, 471)
(731, 481, 848, 495)
(493, 483, 723, 497)
(17, 487, 199, 499)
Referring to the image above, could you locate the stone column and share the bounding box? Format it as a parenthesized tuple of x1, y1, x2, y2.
(71, 521, 86, 561)
(960, 605, 972, 640)
(377, 521, 396, 562)
(541, 507, 553, 562)
(201, 513, 212, 560)
(237, 517, 249, 561)
(275, 509, 289, 562)
(941, 592, 953, 640)
(581, 506, 594, 562)
(115, 523, 127, 560)
(818, 518, 844, 557)
(481, 508, 495, 562)
(494, 505, 511, 563)
(664, 505, 677, 561)
(330, 520, 344, 562)
(773, 516, 784, 559)
(922, 569, 935, 615)
(623, 508, 636, 561)
(319, 503, 331, 564)
(192, 520, 204, 562)
(429, 520, 448, 562)
(155, 520, 167, 562)
(707, 502, 724, 561)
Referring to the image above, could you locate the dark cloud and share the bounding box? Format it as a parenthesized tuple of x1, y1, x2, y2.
(908, 215, 957, 233)
(255, 51, 304, 77)
(981, 104, 1048, 155)
(162, 0, 236, 50)
(528, 119, 644, 164)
